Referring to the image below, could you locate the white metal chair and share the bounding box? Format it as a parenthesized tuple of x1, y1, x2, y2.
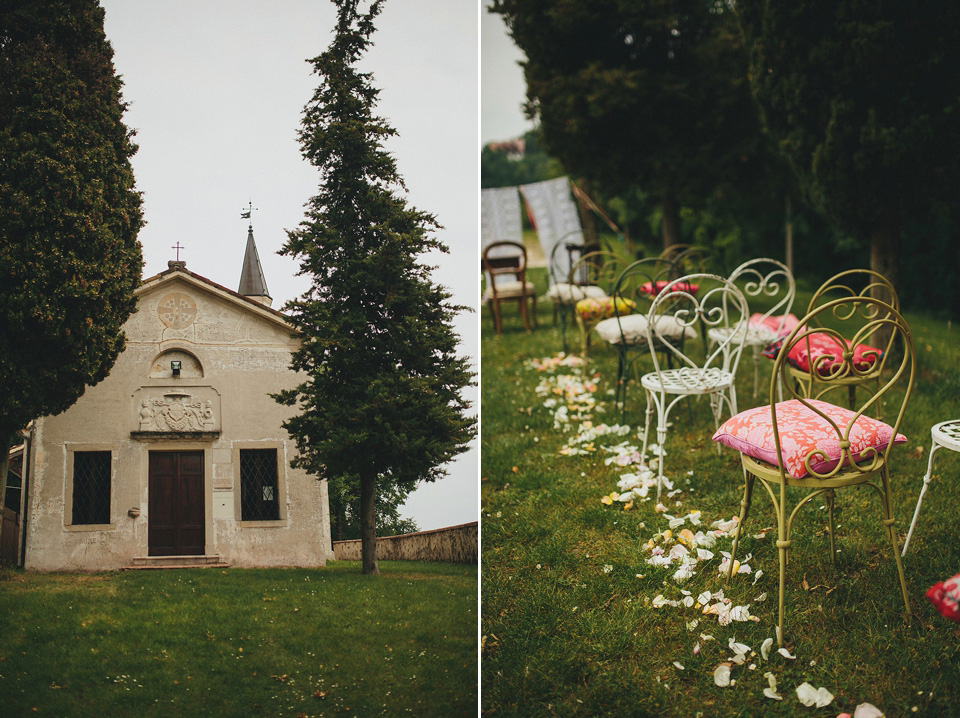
(708, 258, 796, 399)
(902, 419, 960, 555)
(639, 273, 750, 502)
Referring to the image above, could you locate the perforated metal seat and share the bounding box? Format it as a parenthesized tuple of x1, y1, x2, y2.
(902, 419, 960, 555)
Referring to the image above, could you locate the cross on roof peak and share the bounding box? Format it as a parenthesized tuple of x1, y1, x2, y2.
(171, 241, 185, 261)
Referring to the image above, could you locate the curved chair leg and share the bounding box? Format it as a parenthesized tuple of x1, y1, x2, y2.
(824, 489, 837, 567)
(652, 392, 668, 503)
(709, 392, 723, 456)
(488, 299, 502, 334)
(640, 388, 654, 461)
(902, 441, 942, 555)
(726, 466, 754, 584)
(879, 466, 911, 617)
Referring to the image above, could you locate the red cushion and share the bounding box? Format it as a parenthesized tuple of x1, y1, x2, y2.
(762, 332, 882, 376)
(639, 280, 700, 297)
(786, 333, 881, 375)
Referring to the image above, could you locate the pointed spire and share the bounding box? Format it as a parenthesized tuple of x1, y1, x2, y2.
(238, 224, 272, 307)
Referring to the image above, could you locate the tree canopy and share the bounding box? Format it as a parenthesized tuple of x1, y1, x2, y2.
(491, 0, 767, 248)
(737, 0, 960, 292)
(276, 0, 476, 574)
(0, 0, 143, 506)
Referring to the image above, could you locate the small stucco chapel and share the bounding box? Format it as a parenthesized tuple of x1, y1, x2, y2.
(4, 225, 333, 571)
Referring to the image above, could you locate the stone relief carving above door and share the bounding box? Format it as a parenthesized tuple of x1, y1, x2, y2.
(132, 387, 221, 436)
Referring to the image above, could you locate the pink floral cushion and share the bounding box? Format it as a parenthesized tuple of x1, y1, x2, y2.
(639, 280, 699, 297)
(712, 399, 906, 479)
(749, 312, 798, 336)
(575, 296, 636, 322)
(762, 332, 882, 376)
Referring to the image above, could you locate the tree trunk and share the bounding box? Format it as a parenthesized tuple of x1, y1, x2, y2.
(661, 192, 681, 250)
(870, 195, 901, 348)
(359, 471, 379, 575)
(870, 197, 900, 300)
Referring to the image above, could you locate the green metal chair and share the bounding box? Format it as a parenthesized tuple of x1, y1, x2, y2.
(721, 294, 915, 646)
(785, 269, 899, 414)
(568, 250, 630, 371)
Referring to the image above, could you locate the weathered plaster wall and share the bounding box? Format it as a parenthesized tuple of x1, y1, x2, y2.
(333, 522, 478, 564)
(23, 273, 333, 571)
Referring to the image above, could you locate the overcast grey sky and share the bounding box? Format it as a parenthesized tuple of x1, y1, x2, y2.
(100, 0, 478, 532)
(481, 2, 533, 145)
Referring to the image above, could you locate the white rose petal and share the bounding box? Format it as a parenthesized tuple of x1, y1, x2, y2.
(672, 661, 685, 670)
(796, 682, 834, 708)
(713, 664, 732, 687)
(763, 672, 783, 700)
(760, 637, 774, 661)
(778, 647, 797, 660)
(853, 703, 885, 718)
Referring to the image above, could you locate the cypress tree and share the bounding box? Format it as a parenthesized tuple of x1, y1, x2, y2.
(0, 0, 143, 516)
(275, 0, 476, 575)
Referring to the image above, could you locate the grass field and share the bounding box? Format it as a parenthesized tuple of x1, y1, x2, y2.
(481, 264, 960, 717)
(0, 561, 477, 717)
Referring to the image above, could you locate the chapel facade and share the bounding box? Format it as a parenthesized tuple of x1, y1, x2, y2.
(11, 228, 332, 571)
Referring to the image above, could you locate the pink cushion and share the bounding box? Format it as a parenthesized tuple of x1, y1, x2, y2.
(639, 280, 700, 297)
(762, 332, 882, 376)
(712, 399, 906, 479)
(749, 312, 798, 336)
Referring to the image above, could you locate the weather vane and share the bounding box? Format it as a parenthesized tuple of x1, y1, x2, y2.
(240, 200, 258, 227)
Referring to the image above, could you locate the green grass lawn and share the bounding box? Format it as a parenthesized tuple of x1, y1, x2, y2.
(481, 267, 960, 717)
(0, 561, 477, 717)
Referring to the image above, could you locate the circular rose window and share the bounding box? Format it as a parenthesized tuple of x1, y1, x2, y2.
(157, 292, 198, 329)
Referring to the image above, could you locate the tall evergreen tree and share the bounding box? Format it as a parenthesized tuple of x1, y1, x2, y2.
(276, 0, 476, 575)
(0, 0, 143, 513)
(491, 0, 767, 249)
(737, 1, 960, 295)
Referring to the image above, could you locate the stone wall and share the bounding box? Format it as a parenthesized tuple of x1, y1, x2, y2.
(333, 521, 477, 564)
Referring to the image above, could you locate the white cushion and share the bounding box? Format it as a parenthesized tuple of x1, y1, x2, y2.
(544, 282, 608, 304)
(484, 280, 535, 300)
(596, 314, 697, 345)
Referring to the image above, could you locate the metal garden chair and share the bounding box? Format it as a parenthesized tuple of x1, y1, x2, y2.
(638, 273, 750, 502)
(901, 419, 960, 555)
(543, 237, 603, 351)
(594, 257, 694, 420)
(568, 250, 630, 370)
(784, 269, 899, 415)
(708, 258, 797, 399)
(716, 295, 915, 646)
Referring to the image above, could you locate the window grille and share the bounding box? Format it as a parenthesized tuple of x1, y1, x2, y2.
(240, 449, 280, 521)
(73, 451, 111, 525)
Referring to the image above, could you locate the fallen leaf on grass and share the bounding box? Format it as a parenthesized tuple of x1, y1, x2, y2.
(314, 690, 328, 699)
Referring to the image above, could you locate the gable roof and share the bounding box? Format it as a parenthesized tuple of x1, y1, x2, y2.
(139, 261, 293, 332)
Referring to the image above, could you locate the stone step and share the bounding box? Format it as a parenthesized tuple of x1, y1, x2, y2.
(122, 555, 228, 570)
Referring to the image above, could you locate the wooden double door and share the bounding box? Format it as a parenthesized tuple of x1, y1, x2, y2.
(148, 451, 205, 556)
